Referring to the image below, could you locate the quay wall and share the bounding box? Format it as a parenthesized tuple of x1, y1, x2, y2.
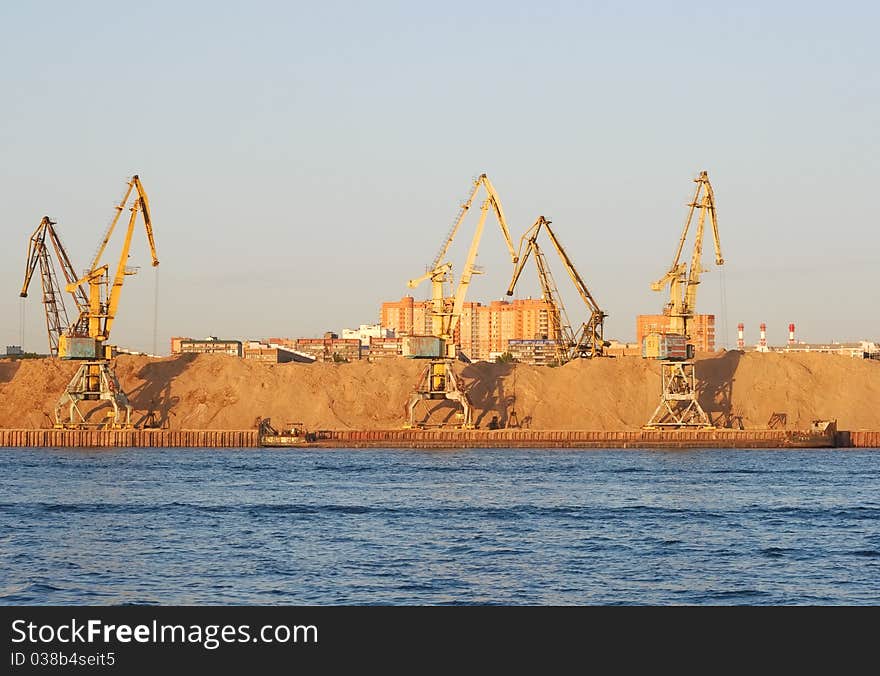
(0, 429, 258, 448)
(1, 428, 877, 448)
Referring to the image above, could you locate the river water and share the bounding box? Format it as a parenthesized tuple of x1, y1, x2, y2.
(1, 448, 878, 605)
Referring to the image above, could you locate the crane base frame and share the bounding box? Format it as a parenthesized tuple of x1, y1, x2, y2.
(54, 360, 133, 429)
(405, 359, 474, 429)
(644, 360, 714, 429)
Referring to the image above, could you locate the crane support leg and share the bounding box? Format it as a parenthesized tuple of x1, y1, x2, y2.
(54, 360, 132, 429)
(644, 361, 713, 429)
(405, 360, 473, 429)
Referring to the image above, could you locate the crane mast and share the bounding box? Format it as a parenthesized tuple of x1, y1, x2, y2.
(407, 263, 452, 339)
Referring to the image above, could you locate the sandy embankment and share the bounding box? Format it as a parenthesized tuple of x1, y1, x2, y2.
(0, 351, 877, 431)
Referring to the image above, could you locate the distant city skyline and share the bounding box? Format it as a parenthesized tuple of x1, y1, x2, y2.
(3, 2, 878, 355)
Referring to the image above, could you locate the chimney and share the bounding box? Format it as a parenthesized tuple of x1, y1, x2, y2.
(788, 323, 795, 347)
(737, 323, 744, 350)
(759, 323, 767, 352)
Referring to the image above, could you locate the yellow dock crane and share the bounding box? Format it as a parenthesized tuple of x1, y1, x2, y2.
(20, 175, 159, 428)
(404, 173, 518, 428)
(644, 170, 723, 428)
(506, 216, 608, 364)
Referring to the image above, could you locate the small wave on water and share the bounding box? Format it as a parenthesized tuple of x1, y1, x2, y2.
(700, 589, 773, 603)
(2, 582, 65, 604)
(1, 447, 879, 605)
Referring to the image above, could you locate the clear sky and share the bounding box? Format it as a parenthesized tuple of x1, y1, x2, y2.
(2, 1, 877, 354)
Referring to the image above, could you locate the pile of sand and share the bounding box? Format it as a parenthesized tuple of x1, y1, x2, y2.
(0, 351, 878, 431)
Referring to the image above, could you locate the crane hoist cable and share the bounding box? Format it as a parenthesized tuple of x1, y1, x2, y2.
(719, 265, 729, 349)
(19, 298, 25, 350)
(152, 266, 160, 356)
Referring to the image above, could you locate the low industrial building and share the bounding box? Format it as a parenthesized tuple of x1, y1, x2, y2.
(179, 338, 243, 357)
(294, 338, 361, 362)
(243, 346, 307, 363)
(506, 339, 558, 366)
(781, 341, 879, 359)
(342, 324, 395, 347)
(170, 336, 190, 354)
(366, 336, 403, 361)
(604, 340, 642, 357)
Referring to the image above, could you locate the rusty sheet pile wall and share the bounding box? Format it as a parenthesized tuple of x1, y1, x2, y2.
(0, 429, 258, 448)
(0, 428, 876, 449)
(841, 430, 880, 448)
(319, 429, 837, 449)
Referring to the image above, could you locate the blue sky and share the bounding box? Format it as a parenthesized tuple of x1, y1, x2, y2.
(2, 1, 877, 354)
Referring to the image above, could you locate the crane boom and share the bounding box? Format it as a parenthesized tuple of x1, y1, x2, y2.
(531, 244, 572, 363)
(20, 218, 71, 356)
(507, 216, 607, 360)
(20, 217, 94, 355)
(479, 174, 518, 264)
(64, 175, 159, 348)
(20, 217, 53, 299)
(103, 177, 158, 341)
(410, 173, 518, 352)
(507, 229, 573, 364)
(46, 223, 90, 316)
(507, 217, 573, 364)
(448, 199, 489, 338)
(650, 170, 723, 337)
(542, 222, 604, 320)
(429, 173, 518, 272)
(88, 176, 157, 273)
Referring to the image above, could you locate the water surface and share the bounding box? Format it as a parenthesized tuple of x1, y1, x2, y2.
(1, 448, 878, 605)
